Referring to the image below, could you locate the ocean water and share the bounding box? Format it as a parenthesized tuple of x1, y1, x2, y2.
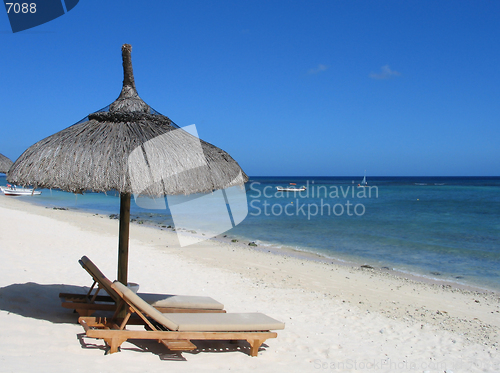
(1, 175, 499, 291)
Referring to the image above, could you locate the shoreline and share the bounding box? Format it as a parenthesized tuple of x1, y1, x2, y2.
(3, 174, 499, 295)
(1, 194, 499, 371)
(2, 195, 500, 327)
(210, 233, 500, 295)
(5, 193, 500, 296)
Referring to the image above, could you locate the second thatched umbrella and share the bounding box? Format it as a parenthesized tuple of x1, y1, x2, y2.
(0, 153, 13, 174)
(8, 44, 248, 284)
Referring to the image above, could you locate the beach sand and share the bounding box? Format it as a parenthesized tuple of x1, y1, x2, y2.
(0, 196, 499, 372)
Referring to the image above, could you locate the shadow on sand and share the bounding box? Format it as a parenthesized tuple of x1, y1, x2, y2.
(0, 282, 269, 359)
(0, 282, 89, 323)
(77, 332, 266, 360)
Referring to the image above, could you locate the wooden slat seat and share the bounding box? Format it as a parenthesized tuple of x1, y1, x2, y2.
(160, 339, 197, 351)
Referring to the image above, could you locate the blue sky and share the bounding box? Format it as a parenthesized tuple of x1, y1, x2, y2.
(1, 0, 499, 176)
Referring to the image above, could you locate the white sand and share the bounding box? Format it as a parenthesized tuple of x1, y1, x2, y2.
(0, 196, 499, 372)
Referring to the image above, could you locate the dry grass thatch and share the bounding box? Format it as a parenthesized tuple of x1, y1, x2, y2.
(0, 153, 13, 174)
(8, 45, 248, 196)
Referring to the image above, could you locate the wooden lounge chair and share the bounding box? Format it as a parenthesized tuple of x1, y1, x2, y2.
(79, 281, 285, 357)
(60, 256, 225, 316)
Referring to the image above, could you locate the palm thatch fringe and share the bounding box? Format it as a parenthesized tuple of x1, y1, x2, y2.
(8, 115, 246, 195)
(0, 153, 13, 174)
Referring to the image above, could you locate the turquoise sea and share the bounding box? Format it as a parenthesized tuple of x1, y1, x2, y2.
(1, 175, 499, 291)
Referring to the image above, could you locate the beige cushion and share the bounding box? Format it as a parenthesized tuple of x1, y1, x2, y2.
(139, 293, 224, 310)
(165, 312, 286, 332)
(81, 256, 223, 310)
(113, 281, 285, 332)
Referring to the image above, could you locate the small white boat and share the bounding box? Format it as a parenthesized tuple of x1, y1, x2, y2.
(358, 171, 368, 187)
(1, 185, 41, 196)
(276, 186, 306, 192)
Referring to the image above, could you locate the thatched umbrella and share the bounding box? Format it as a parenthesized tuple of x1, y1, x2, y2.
(0, 153, 13, 174)
(8, 44, 248, 284)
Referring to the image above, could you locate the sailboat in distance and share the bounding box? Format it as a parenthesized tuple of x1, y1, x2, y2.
(358, 171, 368, 187)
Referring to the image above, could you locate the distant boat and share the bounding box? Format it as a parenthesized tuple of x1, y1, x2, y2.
(358, 171, 368, 187)
(1, 185, 41, 196)
(276, 186, 306, 192)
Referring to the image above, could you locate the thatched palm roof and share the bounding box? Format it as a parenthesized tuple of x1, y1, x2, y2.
(7, 44, 248, 285)
(0, 153, 13, 174)
(8, 44, 248, 195)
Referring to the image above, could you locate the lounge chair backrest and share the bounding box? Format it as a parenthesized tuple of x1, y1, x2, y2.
(79, 256, 118, 301)
(112, 281, 180, 331)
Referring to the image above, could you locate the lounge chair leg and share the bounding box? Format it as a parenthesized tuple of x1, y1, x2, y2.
(247, 339, 265, 357)
(103, 337, 128, 354)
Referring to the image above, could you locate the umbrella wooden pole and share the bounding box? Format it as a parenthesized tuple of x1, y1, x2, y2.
(117, 192, 131, 285)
